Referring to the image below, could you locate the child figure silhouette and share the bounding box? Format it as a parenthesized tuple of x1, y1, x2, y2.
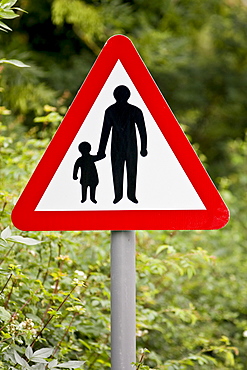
(73, 142, 100, 204)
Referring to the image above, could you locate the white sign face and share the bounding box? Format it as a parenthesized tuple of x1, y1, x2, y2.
(36, 60, 205, 212)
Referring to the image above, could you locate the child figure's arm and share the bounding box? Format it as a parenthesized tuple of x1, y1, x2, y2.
(73, 158, 80, 180)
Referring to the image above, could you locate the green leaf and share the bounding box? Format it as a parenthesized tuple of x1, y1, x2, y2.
(225, 351, 235, 366)
(1, 226, 11, 240)
(78, 339, 91, 350)
(34, 112, 63, 123)
(32, 348, 54, 359)
(31, 358, 48, 364)
(0, 306, 11, 322)
(57, 361, 85, 368)
(156, 244, 170, 256)
(0, 10, 18, 19)
(12, 7, 27, 13)
(13, 351, 30, 368)
(0, 0, 18, 8)
(31, 365, 46, 370)
(25, 346, 33, 360)
(7, 235, 42, 245)
(0, 20, 11, 31)
(48, 359, 58, 369)
(0, 59, 30, 67)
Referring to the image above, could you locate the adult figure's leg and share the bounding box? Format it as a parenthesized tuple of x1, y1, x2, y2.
(126, 147, 138, 203)
(111, 151, 125, 203)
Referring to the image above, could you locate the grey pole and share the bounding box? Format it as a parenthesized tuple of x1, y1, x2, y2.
(111, 230, 136, 370)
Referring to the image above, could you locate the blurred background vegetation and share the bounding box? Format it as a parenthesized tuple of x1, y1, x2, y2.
(0, 0, 247, 369)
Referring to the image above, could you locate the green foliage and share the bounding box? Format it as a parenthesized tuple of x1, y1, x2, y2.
(52, 0, 104, 54)
(0, 59, 29, 67)
(1, 0, 246, 179)
(0, 0, 56, 126)
(4, 345, 84, 369)
(1, 0, 244, 178)
(1, 125, 246, 369)
(1, 1, 247, 369)
(0, 0, 25, 33)
(0, 0, 28, 68)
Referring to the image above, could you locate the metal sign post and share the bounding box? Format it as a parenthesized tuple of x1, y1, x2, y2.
(111, 230, 136, 370)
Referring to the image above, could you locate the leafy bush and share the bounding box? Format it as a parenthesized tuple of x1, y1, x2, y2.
(1, 124, 246, 369)
(1, 1, 247, 369)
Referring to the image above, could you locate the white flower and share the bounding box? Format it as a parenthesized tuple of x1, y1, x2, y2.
(75, 270, 87, 279)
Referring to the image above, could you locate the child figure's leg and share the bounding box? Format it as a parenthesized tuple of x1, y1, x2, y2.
(81, 185, 87, 203)
(90, 185, 97, 204)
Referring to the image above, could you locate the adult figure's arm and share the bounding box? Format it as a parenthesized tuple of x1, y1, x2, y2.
(91, 155, 102, 162)
(97, 109, 112, 159)
(136, 108, 148, 157)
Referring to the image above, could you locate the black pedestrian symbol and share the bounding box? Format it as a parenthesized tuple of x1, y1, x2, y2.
(97, 85, 147, 204)
(73, 142, 101, 203)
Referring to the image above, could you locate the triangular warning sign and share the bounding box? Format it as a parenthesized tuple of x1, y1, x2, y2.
(11, 35, 229, 231)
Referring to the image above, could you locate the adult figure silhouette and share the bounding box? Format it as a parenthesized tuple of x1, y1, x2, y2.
(97, 85, 147, 204)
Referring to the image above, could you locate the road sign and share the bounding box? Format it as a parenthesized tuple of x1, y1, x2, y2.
(11, 35, 229, 231)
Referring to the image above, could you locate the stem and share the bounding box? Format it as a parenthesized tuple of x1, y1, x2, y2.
(4, 279, 15, 308)
(42, 243, 53, 285)
(0, 201, 7, 218)
(0, 273, 12, 294)
(20, 288, 41, 311)
(42, 243, 64, 322)
(136, 352, 145, 370)
(0, 243, 15, 265)
(52, 312, 78, 357)
(30, 284, 78, 347)
(53, 242, 63, 294)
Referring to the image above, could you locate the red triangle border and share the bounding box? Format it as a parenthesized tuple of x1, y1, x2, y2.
(11, 35, 229, 230)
